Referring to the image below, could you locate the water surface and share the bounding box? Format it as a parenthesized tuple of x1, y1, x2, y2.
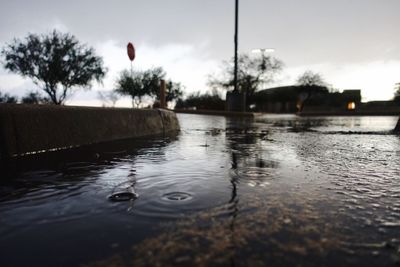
(1, 114, 399, 266)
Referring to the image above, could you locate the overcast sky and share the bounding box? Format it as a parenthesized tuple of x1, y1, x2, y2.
(0, 0, 399, 106)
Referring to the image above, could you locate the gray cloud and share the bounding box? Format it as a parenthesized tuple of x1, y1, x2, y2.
(1, 0, 399, 103)
(2, 0, 398, 63)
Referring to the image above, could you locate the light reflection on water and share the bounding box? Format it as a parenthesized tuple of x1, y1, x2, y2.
(0, 114, 400, 266)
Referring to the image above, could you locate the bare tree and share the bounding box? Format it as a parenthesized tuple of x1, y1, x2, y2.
(296, 71, 327, 87)
(0, 91, 18, 103)
(115, 68, 164, 108)
(296, 71, 329, 112)
(115, 67, 183, 108)
(98, 91, 119, 107)
(21, 91, 50, 104)
(208, 53, 283, 98)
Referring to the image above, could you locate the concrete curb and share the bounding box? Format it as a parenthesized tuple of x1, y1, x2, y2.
(0, 104, 179, 158)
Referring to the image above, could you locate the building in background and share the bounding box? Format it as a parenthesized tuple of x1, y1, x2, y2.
(253, 86, 399, 115)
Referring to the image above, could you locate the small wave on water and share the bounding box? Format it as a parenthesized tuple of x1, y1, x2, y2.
(162, 192, 192, 201)
(108, 179, 139, 202)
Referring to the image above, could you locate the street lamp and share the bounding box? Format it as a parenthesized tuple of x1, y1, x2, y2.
(252, 48, 275, 71)
(226, 0, 242, 112)
(251, 48, 275, 54)
(233, 0, 239, 92)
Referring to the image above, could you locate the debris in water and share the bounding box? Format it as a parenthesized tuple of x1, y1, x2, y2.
(108, 191, 138, 202)
(109, 178, 138, 202)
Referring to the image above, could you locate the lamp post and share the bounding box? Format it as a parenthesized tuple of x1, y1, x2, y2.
(251, 48, 275, 54)
(227, 0, 246, 112)
(233, 0, 239, 92)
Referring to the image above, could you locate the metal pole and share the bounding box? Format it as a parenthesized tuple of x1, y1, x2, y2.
(233, 0, 239, 92)
(130, 61, 133, 77)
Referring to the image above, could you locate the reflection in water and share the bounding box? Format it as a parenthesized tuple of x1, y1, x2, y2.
(229, 153, 239, 267)
(0, 136, 176, 267)
(1, 114, 400, 266)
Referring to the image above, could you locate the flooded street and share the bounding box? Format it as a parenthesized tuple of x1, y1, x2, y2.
(1, 114, 400, 266)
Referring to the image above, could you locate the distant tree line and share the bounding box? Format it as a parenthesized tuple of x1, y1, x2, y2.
(0, 90, 50, 104)
(2, 29, 399, 109)
(175, 91, 225, 110)
(0, 91, 18, 103)
(0, 30, 182, 107)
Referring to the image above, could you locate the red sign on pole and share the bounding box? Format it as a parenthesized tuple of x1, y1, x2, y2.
(127, 43, 135, 61)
